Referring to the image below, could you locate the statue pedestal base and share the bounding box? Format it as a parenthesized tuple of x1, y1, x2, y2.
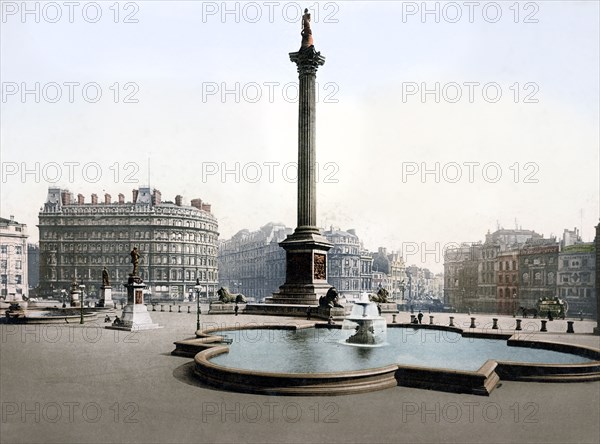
(111, 304, 160, 331)
(378, 303, 399, 314)
(317, 306, 347, 321)
(100, 286, 114, 308)
(208, 303, 245, 315)
(106, 276, 160, 331)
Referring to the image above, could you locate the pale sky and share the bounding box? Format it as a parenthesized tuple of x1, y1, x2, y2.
(1, 1, 599, 273)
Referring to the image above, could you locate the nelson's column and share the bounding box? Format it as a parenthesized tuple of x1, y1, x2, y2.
(266, 9, 333, 308)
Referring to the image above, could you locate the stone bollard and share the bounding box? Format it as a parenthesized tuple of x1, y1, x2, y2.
(392, 314, 397, 324)
(188, 306, 191, 314)
(492, 318, 498, 330)
(429, 316, 434, 325)
(160, 305, 164, 312)
(152, 304, 156, 311)
(567, 321, 575, 333)
(469, 317, 476, 328)
(540, 320, 547, 332)
(515, 319, 522, 331)
(449, 316, 455, 327)
(169, 305, 172, 312)
(178, 305, 181, 313)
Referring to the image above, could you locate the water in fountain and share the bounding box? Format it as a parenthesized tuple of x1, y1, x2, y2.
(341, 293, 387, 346)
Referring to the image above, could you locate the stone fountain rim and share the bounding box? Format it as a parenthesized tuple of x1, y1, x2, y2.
(179, 322, 600, 396)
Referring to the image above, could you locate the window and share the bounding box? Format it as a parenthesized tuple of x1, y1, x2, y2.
(15, 246, 22, 255)
(15, 275, 22, 284)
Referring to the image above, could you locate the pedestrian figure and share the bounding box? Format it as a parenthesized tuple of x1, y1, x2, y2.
(234, 304, 239, 316)
(306, 307, 312, 320)
(328, 315, 335, 325)
(377, 304, 382, 316)
(417, 311, 423, 324)
(428, 307, 431, 314)
(548, 311, 553, 322)
(104, 315, 111, 323)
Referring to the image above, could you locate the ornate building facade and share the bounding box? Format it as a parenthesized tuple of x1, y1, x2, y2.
(518, 239, 559, 308)
(0, 216, 29, 301)
(323, 227, 362, 298)
(218, 223, 292, 302)
(38, 187, 219, 301)
(557, 243, 596, 316)
(496, 250, 519, 315)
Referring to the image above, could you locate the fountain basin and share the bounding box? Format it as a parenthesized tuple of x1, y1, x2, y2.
(175, 324, 600, 396)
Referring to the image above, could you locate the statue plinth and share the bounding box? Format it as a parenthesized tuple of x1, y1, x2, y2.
(100, 285, 114, 308)
(106, 275, 160, 331)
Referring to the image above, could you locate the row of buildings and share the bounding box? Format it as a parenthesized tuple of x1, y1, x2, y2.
(218, 223, 443, 303)
(2, 187, 596, 320)
(444, 228, 597, 315)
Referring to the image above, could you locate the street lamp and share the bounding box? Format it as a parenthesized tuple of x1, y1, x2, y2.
(194, 278, 201, 332)
(79, 283, 85, 324)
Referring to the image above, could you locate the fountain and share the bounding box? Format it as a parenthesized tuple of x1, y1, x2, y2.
(341, 293, 386, 346)
(2, 279, 100, 324)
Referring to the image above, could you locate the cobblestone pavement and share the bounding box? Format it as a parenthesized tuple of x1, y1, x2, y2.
(1, 307, 599, 444)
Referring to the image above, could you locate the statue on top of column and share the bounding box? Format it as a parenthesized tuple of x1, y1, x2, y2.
(301, 8, 313, 48)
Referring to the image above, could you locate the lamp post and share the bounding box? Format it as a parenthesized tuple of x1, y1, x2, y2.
(194, 278, 201, 332)
(79, 283, 85, 324)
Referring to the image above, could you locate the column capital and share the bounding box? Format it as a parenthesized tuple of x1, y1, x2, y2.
(289, 46, 325, 76)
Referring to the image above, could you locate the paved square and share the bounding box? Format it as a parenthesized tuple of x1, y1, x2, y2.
(1, 309, 599, 443)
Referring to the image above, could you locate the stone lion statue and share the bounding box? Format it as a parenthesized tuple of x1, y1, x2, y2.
(216, 287, 246, 304)
(319, 287, 344, 309)
(369, 287, 389, 304)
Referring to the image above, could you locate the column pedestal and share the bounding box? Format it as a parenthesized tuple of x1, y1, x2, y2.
(266, 230, 332, 305)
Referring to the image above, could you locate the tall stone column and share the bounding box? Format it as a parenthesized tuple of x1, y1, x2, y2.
(292, 46, 323, 232)
(267, 11, 332, 305)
